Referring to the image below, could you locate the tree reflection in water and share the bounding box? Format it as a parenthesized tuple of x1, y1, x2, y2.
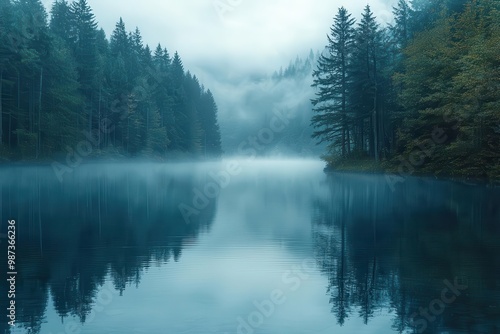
(312, 173, 500, 333)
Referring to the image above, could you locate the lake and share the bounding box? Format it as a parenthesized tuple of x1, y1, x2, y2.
(1, 159, 499, 334)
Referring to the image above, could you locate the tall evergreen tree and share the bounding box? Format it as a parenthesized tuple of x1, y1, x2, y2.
(14, 0, 50, 157)
(49, 0, 74, 46)
(350, 5, 384, 161)
(199, 89, 222, 156)
(110, 17, 128, 57)
(391, 0, 412, 50)
(168, 51, 187, 151)
(70, 0, 98, 134)
(311, 7, 355, 157)
(41, 37, 82, 155)
(0, 0, 15, 147)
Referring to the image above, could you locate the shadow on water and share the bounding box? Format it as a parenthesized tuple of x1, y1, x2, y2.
(312, 173, 500, 333)
(0, 163, 218, 334)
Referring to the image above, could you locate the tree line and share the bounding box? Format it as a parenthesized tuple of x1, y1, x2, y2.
(311, 0, 500, 179)
(0, 0, 222, 161)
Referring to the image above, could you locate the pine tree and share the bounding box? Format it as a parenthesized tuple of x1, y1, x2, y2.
(94, 27, 110, 149)
(49, 0, 74, 46)
(147, 107, 169, 154)
(391, 0, 412, 50)
(311, 7, 355, 157)
(168, 51, 187, 151)
(13, 0, 50, 157)
(350, 5, 383, 161)
(41, 36, 82, 155)
(199, 89, 222, 156)
(0, 0, 15, 147)
(110, 17, 128, 58)
(108, 17, 130, 149)
(70, 0, 99, 135)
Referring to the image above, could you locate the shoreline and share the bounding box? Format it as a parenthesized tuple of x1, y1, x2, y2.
(2, 156, 499, 188)
(324, 163, 500, 188)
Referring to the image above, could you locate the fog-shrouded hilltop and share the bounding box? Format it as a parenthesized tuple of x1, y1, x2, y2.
(220, 50, 328, 157)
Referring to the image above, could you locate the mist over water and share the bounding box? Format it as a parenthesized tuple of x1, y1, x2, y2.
(1, 159, 499, 334)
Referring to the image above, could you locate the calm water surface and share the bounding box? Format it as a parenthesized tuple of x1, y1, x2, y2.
(0, 159, 499, 334)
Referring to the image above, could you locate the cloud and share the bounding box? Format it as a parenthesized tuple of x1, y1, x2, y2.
(41, 0, 396, 77)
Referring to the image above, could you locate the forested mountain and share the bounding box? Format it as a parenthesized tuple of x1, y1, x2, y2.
(311, 0, 500, 180)
(0, 0, 222, 161)
(272, 50, 319, 81)
(221, 51, 327, 157)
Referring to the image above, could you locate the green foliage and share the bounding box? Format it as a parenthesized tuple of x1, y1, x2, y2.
(0, 0, 222, 160)
(198, 90, 223, 156)
(315, 0, 500, 180)
(397, 0, 500, 179)
(311, 7, 356, 156)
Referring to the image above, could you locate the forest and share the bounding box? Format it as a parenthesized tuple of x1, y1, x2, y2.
(0, 0, 222, 161)
(311, 0, 500, 180)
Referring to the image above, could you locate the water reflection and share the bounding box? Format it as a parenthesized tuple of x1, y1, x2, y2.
(0, 163, 217, 334)
(313, 173, 500, 333)
(0, 162, 499, 334)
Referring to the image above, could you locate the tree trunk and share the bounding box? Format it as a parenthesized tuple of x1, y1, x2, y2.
(372, 51, 379, 163)
(360, 119, 364, 152)
(347, 127, 351, 154)
(341, 54, 347, 157)
(342, 128, 346, 157)
(0, 69, 3, 146)
(37, 67, 43, 158)
(98, 85, 102, 149)
(89, 92, 93, 135)
(373, 98, 379, 163)
(30, 81, 34, 134)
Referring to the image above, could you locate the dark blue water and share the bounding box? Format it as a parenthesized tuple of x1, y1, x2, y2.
(1, 160, 499, 333)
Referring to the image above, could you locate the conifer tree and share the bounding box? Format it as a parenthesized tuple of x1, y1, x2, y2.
(311, 7, 355, 157)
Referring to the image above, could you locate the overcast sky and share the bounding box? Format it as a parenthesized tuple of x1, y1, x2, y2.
(41, 0, 395, 82)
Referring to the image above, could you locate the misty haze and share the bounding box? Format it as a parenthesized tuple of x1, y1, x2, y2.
(0, 0, 499, 334)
